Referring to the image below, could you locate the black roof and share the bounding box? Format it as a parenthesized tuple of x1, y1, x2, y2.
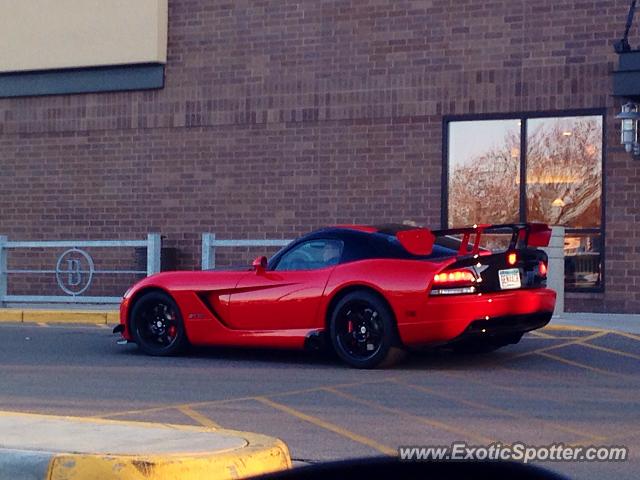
(267, 225, 457, 269)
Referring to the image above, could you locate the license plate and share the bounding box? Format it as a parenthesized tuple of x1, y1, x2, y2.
(499, 268, 521, 290)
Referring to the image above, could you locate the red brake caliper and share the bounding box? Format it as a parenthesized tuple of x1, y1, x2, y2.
(168, 325, 177, 338)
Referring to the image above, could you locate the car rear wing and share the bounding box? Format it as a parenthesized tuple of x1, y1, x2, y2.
(431, 223, 552, 257)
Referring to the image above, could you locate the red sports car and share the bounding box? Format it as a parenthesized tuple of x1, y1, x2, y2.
(114, 223, 556, 368)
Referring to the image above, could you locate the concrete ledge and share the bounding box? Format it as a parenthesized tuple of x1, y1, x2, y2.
(0, 309, 119, 325)
(0, 411, 291, 480)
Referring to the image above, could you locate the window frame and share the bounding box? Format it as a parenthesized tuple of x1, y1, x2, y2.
(442, 108, 606, 293)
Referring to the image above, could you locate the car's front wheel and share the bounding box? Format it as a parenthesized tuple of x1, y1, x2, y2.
(130, 291, 188, 356)
(329, 291, 405, 369)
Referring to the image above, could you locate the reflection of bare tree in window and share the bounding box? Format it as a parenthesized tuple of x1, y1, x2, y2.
(448, 131, 520, 227)
(526, 118, 601, 228)
(448, 117, 601, 228)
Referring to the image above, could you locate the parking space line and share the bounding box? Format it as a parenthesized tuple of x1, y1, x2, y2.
(37, 323, 48, 327)
(578, 342, 640, 361)
(529, 331, 557, 339)
(509, 331, 608, 359)
(544, 325, 605, 333)
(546, 325, 640, 342)
(323, 387, 494, 444)
(254, 396, 396, 456)
(568, 429, 640, 448)
(536, 352, 633, 379)
(440, 369, 587, 402)
(596, 428, 639, 443)
(611, 331, 640, 342)
(176, 405, 220, 429)
(394, 380, 606, 442)
(530, 335, 584, 340)
(95, 378, 397, 420)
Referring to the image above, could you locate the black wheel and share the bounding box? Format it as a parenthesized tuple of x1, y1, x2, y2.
(452, 333, 523, 355)
(130, 291, 188, 356)
(329, 290, 405, 369)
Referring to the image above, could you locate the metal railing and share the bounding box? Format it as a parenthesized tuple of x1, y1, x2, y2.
(0, 233, 161, 306)
(201, 233, 292, 270)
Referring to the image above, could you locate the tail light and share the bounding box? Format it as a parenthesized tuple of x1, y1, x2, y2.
(431, 268, 478, 296)
(433, 269, 476, 285)
(538, 261, 547, 277)
(507, 252, 517, 266)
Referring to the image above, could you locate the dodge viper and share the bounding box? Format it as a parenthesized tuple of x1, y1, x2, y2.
(114, 223, 556, 368)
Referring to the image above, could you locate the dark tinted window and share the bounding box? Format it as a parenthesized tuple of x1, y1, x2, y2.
(274, 239, 344, 271)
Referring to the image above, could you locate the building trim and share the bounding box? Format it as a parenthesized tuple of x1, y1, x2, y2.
(0, 63, 164, 98)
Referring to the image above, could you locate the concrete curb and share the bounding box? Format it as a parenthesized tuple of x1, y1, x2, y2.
(550, 313, 640, 335)
(0, 411, 291, 480)
(0, 309, 119, 325)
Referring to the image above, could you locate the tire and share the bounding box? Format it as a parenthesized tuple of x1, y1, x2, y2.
(452, 333, 523, 355)
(129, 291, 189, 356)
(329, 290, 406, 369)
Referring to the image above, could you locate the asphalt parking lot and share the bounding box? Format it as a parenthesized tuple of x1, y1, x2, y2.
(0, 322, 638, 479)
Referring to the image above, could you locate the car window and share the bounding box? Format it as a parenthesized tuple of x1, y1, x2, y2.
(274, 239, 343, 271)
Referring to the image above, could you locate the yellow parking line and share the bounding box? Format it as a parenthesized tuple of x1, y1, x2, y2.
(611, 331, 640, 342)
(324, 387, 494, 444)
(176, 405, 220, 429)
(395, 380, 606, 442)
(254, 396, 396, 456)
(510, 331, 608, 359)
(96, 378, 397, 420)
(546, 325, 640, 342)
(568, 429, 640, 448)
(0, 409, 215, 431)
(529, 331, 557, 339)
(578, 342, 640, 361)
(544, 324, 606, 333)
(534, 336, 584, 340)
(537, 352, 632, 379)
(440, 369, 582, 402)
(596, 428, 639, 443)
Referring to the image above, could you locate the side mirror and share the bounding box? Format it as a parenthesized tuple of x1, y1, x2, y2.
(252, 256, 268, 274)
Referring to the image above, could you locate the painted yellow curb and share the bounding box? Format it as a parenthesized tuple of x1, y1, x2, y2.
(106, 311, 121, 325)
(0, 309, 119, 325)
(49, 437, 291, 480)
(0, 309, 23, 322)
(0, 411, 291, 480)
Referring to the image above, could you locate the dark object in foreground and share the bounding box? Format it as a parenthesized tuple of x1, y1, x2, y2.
(252, 457, 569, 480)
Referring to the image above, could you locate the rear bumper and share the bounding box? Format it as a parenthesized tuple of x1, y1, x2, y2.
(449, 311, 552, 342)
(398, 288, 556, 347)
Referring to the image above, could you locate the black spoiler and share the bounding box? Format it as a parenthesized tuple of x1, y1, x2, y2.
(431, 223, 552, 257)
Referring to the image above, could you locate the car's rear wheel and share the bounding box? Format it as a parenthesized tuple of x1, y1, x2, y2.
(130, 291, 188, 356)
(329, 291, 405, 369)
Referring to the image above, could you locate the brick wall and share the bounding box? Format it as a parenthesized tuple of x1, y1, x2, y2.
(0, 0, 638, 312)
